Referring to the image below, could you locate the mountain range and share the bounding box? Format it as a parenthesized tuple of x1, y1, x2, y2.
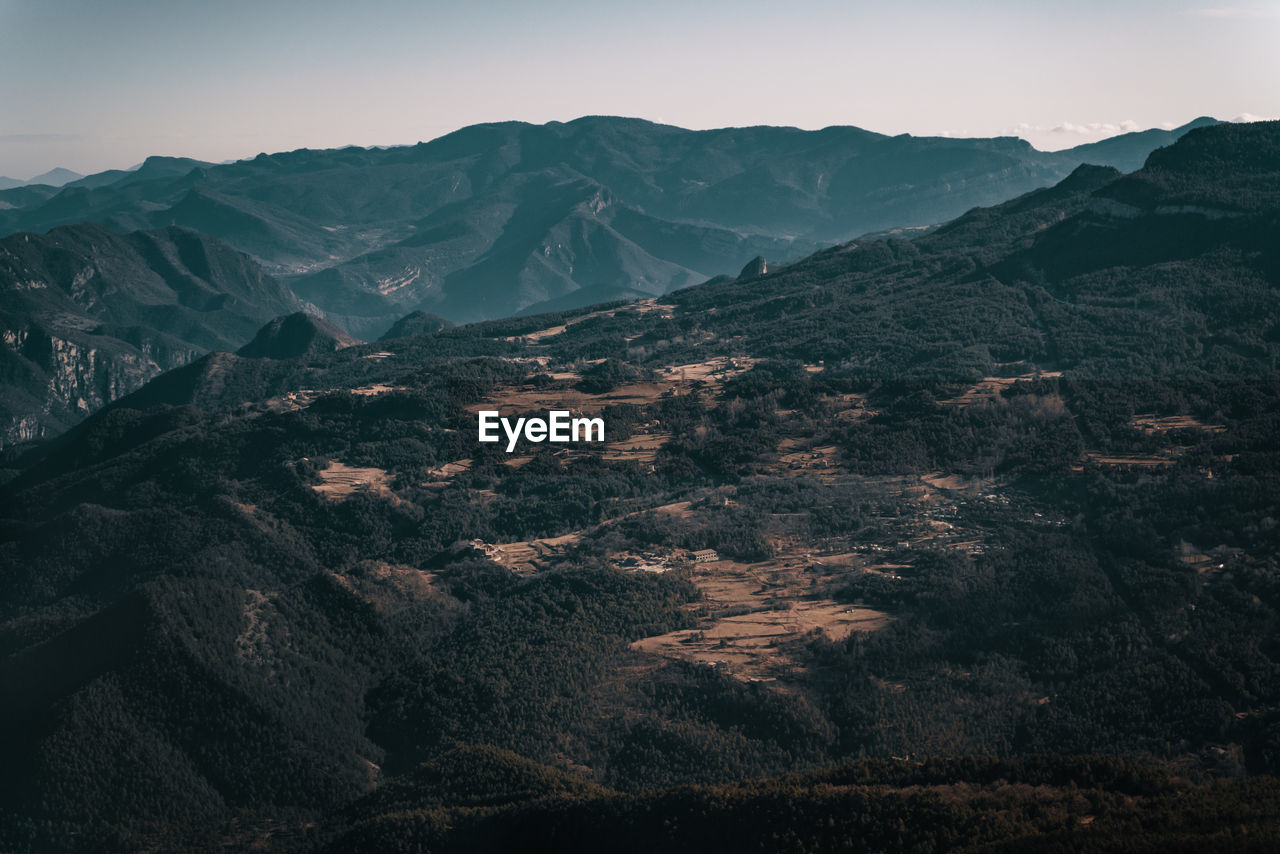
(1, 120, 1276, 851)
(0, 168, 85, 192)
(0, 117, 1225, 447)
(0, 117, 1218, 336)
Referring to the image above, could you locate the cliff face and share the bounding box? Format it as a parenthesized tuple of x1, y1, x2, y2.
(0, 324, 202, 445)
(0, 223, 304, 446)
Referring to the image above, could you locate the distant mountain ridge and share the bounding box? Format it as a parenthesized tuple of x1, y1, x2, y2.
(0, 168, 85, 191)
(1060, 116, 1219, 172)
(0, 117, 1218, 333)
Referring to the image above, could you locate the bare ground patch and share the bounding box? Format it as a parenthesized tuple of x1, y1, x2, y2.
(632, 552, 892, 684)
(651, 500, 694, 518)
(602, 432, 670, 464)
(311, 460, 401, 502)
(937, 367, 1063, 408)
(1130, 414, 1225, 434)
(466, 355, 756, 419)
(470, 532, 583, 576)
(425, 458, 472, 481)
(259, 383, 403, 413)
(771, 443, 844, 480)
(501, 300, 675, 343)
(465, 382, 668, 416)
(1084, 452, 1177, 468)
(921, 471, 997, 493)
(350, 384, 406, 396)
(262, 389, 323, 413)
(653, 356, 759, 392)
(634, 599, 890, 684)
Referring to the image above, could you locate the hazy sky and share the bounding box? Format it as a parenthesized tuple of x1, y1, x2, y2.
(2, 0, 1277, 178)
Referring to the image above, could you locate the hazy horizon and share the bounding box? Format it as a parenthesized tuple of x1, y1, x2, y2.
(1, 113, 1268, 183)
(3, 0, 1278, 178)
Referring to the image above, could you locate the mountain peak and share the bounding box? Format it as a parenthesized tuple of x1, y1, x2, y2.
(1144, 119, 1279, 174)
(1059, 163, 1123, 189)
(133, 155, 212, 178)
(379, 310, 455, 341)
(24, 167, 83, 188)
(237, 312, 360, 359)
(1087, 120, 1280, 213)
(1179, 116, 1220, 131)
(738, 256, 769, 280)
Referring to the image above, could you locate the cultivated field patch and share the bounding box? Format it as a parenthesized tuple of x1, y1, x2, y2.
(311, 460, 399, 500)
(470, 532, 583, 576)
(937, 367, 1063, 408)
(602, 432, 670, 464)
(633, 550, 892, 684)
(1130, 414, 1226, 434)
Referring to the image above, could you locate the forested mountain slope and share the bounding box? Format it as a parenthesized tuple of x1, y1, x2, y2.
(0, 223, 306, 446)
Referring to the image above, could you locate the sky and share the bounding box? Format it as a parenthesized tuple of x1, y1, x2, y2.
(1, 0, 1278, 179)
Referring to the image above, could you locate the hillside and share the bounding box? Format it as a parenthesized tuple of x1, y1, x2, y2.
(0, 118, 1215, 334)
(379, 311, 454, 341)
(238, 312, 361, 360)
(0, 121, 1277, 852)
(0, 223, 306, 446)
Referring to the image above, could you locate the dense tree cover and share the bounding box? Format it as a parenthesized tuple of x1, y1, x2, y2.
(574, 357, 644, 393)
(368, 567, 699, 772)
(328, 750, 1280, 854)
